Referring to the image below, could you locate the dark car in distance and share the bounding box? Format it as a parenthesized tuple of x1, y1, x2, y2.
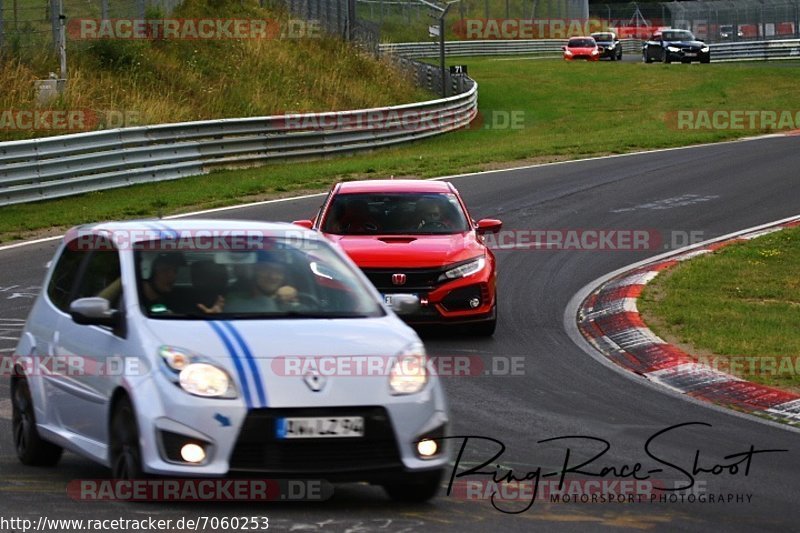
(643, 29, 711, 64)
(591, 32, 622, 60)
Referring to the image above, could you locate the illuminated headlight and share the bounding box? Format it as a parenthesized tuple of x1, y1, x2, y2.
(438, 257, 486, 282)
(667, 46, 681, 53)
(389, 342, 428, 395)
(180, 364, 232, 398)
(591, 49, 600, 54)
(159, 346, 236, 399)
(701, 46, 710, 52)
(565, 50, 573, 56)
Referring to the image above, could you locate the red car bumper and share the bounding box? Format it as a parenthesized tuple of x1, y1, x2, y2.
(362, 261, 496, 325)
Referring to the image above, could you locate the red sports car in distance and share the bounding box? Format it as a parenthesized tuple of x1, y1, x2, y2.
(563, 36, 600, 61)
(294, 180, 502, 335)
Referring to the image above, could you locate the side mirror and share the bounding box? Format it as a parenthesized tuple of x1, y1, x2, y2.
(384, 294, 420, 315)
(70, 297, 121, 329)
(292, 220, 314, 229)
(476, 219, 502, 235)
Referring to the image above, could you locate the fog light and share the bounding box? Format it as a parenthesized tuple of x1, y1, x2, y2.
(417, 439, 438, 457)
(180, 443, 206, 464)
(469, 297, 481, 308)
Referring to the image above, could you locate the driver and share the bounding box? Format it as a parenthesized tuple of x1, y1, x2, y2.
(139, 253, 186, 313)
(415, 198, 451, 230)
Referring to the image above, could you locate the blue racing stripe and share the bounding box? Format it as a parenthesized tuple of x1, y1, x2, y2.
(221, 321, 268, 408)
(208, 321, 253, 408)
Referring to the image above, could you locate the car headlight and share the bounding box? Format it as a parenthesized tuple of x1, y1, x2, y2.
(667, 46, 681, 53)
(159, 345, 236, 398)
(180, 363, 231, 398)
(438, 257, 486, 282)
(591, 49, 600, 54)
(701, 46, 710, 52)
(389, 342, 428, 395)
(565, 50, 573, 56)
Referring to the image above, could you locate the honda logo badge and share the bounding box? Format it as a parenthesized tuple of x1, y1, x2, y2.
(392, 273, 407, 286)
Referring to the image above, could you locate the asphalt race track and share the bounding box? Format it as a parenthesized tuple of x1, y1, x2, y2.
(0, 136, 798, 531)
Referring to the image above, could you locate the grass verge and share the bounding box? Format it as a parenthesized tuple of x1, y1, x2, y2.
(639, 225, 800, 392)
(3, 58, 800, 241)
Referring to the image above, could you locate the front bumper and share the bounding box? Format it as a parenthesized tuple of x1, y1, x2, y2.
(366, 265, 496, 324)
(134, 371, 450, 479)
(665, 49, 710, 62)
(598, 47, 618, 58)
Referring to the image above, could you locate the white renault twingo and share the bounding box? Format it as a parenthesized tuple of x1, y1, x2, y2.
(11, 220, 448, 501)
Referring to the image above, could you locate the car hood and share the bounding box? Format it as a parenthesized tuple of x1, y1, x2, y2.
(141, 316, 434, 409)
(142, 315, 415, 360)
(326, 232, 485, 268)
(664, 40, 706, 47)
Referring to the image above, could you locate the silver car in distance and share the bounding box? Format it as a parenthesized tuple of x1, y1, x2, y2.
(11, 220, 449, 502)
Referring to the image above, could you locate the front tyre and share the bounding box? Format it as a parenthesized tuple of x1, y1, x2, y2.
(383, 469, 444, 503)
(109, 396, 146, 480)
(644, 51, 653, 63)
(12, 376, 63, 466)
(700, 56, 710, 64)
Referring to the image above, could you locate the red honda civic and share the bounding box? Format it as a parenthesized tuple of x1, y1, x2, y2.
(294, 180, 502, 335)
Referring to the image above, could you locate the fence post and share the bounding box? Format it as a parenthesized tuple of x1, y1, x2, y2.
(50, 0, 59, 52)
(347, 0, 356, 41)
(0, 0, 4, 52)
(101, 0, 108, 20)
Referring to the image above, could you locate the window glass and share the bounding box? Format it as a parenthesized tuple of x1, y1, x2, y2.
(47, 243, 87, 312)
(74, 238, 123, 310)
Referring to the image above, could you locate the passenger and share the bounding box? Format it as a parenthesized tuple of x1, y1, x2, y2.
(335, 198, 380, 233)
(223, 258, 300, 313)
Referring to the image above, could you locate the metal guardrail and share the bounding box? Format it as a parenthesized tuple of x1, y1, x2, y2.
(709, 38, 800, 61)
(380, 39, 644, 58)
(0, 81, 477, 206)
(381, 38, 800, 61)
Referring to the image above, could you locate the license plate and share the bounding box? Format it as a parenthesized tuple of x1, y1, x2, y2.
(276, 416, 365, 439)
(685, 52, 697, 57)
(382, 293, 417, 305)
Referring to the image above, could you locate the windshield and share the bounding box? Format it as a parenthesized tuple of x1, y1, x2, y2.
(321, 192, 470, 235)
(134, 236, 384, 319)
(592, 33, 614, 42)
(662, 30, 695, 41)
(568, 38, 596, 48)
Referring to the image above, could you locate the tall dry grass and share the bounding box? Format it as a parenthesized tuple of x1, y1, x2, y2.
(0, 0, 428, 141)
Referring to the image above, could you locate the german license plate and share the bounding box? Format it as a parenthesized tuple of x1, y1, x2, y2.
(382, 294, 417, 306)
(685, 52, 697, 57)
(276, 416, 365, 439)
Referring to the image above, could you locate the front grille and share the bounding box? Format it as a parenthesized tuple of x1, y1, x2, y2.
(228, 407, 402, 473)
(362, 266, 447, 292)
